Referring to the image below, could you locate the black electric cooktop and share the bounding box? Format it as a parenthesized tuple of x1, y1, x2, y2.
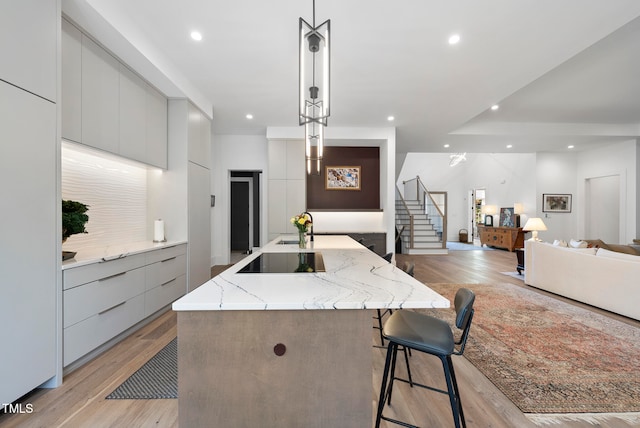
(237, 252, 325, 273)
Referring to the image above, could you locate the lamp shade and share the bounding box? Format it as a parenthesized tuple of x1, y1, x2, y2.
(523, 217, 547, 231)
(481, 205, 498, 215)
(523, 217, 547, 241)
(513, 203, 524, 215)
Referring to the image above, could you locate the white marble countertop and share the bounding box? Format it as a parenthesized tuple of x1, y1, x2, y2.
(172, 235, 449, 311)
(62, 240, 187, 270)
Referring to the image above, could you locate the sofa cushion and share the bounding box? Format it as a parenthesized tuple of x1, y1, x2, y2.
(596, 248, 640, 261)
(605, 244, 640, 256)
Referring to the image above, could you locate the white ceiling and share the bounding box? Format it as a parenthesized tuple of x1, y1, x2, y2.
(65, 0, 640, 155)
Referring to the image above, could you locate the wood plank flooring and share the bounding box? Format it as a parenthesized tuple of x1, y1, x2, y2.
(2, 249, 638, 427)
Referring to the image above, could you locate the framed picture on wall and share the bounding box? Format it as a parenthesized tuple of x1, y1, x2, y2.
(499, 207, 515, 227)
(325, 166, 361, 190)
(543, 194, 572, 213)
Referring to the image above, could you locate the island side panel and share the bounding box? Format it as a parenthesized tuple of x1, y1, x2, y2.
(178, 309, 371, 427)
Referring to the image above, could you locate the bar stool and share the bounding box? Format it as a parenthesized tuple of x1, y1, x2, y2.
(373, 252, 394, 346)
(375, 288, 475, 428)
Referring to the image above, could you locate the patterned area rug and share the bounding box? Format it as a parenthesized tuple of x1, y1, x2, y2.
(106, 338, 177, 399)
(420, 282, 640, 414)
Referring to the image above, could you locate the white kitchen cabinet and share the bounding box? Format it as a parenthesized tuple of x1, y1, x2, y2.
(62, 244, 186, 367)
(145, 245, 187, 316)
(146, 85, 168, 169)
(0, 0, 57, 101)
(268, 139, 306, 238)
(188, 163, 212, 291)
(188, 102, 211, 168)
(0, 81, 57, 404)
(119, 64, 147, 163)
(62, 20, 169, 168)
(81, 34, 120, 154)
(61, 19, 82, 143)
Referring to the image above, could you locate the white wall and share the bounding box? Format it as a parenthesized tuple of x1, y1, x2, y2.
(211, 134, 269, 265)
(535, 152, 578, 241)
(398, 153, 537, 240)
(576, 139, 637, 243)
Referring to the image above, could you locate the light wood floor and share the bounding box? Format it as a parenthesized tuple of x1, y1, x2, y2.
(2, 249, 638, 427)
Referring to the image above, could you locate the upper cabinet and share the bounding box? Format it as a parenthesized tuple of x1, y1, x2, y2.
(188, 102, 211, 168)
(62, 20, 168, 169)
(119, 64, 147, 162)
(62, 19, 82, 143)
(81, 35, 120, 154)
(0, 0, 57, 101)
(146, 85, 168, 169)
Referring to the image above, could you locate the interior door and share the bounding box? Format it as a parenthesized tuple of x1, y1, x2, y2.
(231, 181, 250, 252)
(586, 175, 620, 243)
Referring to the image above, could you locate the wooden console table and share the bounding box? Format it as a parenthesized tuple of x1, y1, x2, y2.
(478, 226, 525, 252)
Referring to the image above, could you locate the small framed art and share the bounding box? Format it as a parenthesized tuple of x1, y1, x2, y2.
(325, 166, 361, 190)
(542, 194, 572, 213)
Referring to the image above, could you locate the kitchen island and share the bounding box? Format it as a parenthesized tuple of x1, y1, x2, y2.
(172, 235, 449, 427)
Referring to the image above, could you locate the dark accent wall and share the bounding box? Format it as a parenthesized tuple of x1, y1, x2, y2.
(306, 146, 380, 209)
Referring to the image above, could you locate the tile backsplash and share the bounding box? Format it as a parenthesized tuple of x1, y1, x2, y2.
(62, 142, 147, 252)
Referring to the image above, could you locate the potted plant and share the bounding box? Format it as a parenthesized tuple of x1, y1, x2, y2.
(62, 199, 89, 260)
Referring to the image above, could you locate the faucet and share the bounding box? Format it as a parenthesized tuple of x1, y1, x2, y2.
(302, 211, 314, 241)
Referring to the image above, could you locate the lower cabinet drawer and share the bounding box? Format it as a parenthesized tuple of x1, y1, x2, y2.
(145, 254, 186, 291)
(63, 266, 146, 328)
(145, 274, 186, 317)
(64, 293, 145, 366)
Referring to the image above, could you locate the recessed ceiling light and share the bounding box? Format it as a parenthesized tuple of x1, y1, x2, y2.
(387, 116, 395, 122)
(444, 144, 450, 148)
(491, 104, 499, 111)
(246, 114, 253, 120)
(506, 144, 513, 149)
(190, 31, 202, 41)
(568, 145, 575, 149)
(448, 34, 461, 45)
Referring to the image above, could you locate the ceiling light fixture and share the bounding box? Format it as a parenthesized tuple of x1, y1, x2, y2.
(299, 0, 330, 175)
(190, 31, 202, 41)
(246, 114, 253, 120)
(387, 116, 395, 122)
(449, 152, 467, 167)
(506, 144, 513, 149)
(491, 104, 499, 111)
(568, 145, 575, 149)
(448, 34, 461, 45)
(443, 144, 450, 148)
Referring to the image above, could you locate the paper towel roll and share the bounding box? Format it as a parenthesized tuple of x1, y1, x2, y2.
(153, 219, 165, 242)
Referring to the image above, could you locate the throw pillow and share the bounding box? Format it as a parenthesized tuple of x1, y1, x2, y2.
(569, 239, 588, 248)
(553, 239, 568, 247)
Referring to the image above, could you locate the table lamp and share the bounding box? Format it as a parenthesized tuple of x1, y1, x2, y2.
(481, 205, 498, 226)
(523, 217, 547, 241)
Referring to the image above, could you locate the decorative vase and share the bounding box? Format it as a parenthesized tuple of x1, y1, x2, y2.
(298, 231, 306, 249)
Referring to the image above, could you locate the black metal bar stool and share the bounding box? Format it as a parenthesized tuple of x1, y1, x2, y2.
(373, 253, 394, 347)
(375, 288, 475, 428)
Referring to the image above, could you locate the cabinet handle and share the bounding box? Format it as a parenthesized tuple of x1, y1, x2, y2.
(99, 272, 126, 282)
(161, 257, 177, 263)
(161, 278, 176, 287)
(98, 301, 126, 315)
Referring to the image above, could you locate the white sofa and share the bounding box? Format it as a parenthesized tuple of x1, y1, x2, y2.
(524, 240, 640, 321)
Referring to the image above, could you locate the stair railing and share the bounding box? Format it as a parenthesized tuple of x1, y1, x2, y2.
(416, 176, 447, 247)
(395, 185, 414, 248)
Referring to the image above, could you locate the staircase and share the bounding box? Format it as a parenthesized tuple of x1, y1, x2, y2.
(396, 199, 448, 254)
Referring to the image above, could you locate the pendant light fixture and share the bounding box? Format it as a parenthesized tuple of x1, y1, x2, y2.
(299, 0, 330, 174)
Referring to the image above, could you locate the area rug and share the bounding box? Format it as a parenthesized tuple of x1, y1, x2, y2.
(106, 338, 177, 399)
(419, 282, 640, 415)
